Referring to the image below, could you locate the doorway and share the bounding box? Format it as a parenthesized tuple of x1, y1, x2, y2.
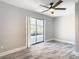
(30, 18, 44, 45)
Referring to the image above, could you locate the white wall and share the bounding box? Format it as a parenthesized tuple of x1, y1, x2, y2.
(45, 19, 54, 40)
(0, 1, 26, 53)
(54, 13, 75, 43)
(0, 1, 53, 53)
(75, 1, 79, 52)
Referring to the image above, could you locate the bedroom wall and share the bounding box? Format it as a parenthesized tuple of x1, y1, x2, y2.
(0, 1, 27, 53)
(0, 1, 53, 53)
(53, 13, 75, 44)
(45, 19, 54, 41)
(75, 1, 79, 52)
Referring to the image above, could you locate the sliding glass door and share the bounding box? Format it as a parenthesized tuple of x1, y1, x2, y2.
(37, 20, 44, 43)
(30, 18, 44, 45)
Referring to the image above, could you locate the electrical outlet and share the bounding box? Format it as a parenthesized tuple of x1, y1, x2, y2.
(1, 46, 4, 49)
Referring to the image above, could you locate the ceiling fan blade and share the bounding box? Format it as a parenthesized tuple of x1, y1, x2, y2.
(40, 5, 49, 8)
(55, 8, 66, 10)
(41, 9, 49, 13)
(53, 0, 63, 8)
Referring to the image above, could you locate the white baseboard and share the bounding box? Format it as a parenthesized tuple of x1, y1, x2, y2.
(72, 50, 79, 56)
(55, 38, 75, 45)
(46, 38, 75, 45)
(0, 46, 26, 57)
(45, 38, 54, 42)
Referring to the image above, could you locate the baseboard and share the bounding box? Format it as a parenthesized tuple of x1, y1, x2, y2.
(72, 50, 79, 56)
(54, 38, 75, 45)
(46, 38, 75, 45)
(0, 46, 26, 57)
(45, 38, 54, 42)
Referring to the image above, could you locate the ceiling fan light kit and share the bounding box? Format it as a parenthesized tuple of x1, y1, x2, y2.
(49, 8, 55, 12)
(40, 0, 66, 14)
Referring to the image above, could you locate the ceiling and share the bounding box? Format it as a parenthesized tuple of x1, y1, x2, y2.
(1, 0, 77, 17)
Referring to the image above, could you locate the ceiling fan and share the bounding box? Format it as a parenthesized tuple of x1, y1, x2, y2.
(40, 0, 66, 14)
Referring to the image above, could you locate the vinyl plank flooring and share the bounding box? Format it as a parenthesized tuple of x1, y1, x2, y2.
(0, 40, 79, 59)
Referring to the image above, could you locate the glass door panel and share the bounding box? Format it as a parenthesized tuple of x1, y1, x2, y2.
(30, 18, 44, 45)
(37, 20, 44, 42)
(31, 18, 37, 44)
